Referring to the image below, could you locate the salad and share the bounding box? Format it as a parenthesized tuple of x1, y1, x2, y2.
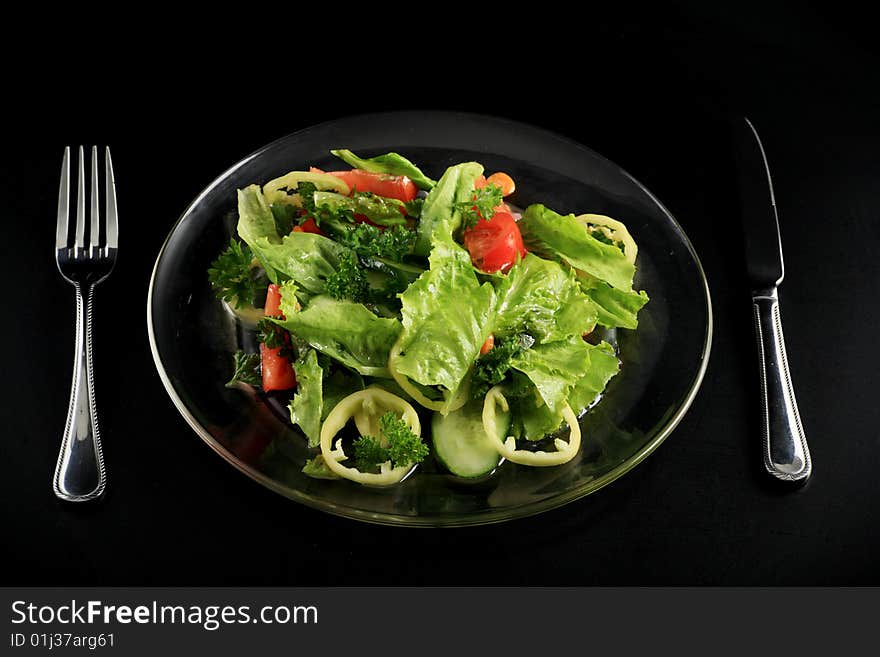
(208, 149, 649, 486)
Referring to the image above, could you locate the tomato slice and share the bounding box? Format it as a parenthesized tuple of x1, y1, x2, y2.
(261, 284, 297, 391)
(326, 169, 418, 203)
(463, 212, 527, 274)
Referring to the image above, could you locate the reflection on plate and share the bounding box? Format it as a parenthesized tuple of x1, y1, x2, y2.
(147, 111, 712, 526)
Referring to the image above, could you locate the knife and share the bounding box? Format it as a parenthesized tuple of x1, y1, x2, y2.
(734, 117, 812, 482)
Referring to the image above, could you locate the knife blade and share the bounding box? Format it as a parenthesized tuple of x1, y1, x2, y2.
(734, 117, 812, 482)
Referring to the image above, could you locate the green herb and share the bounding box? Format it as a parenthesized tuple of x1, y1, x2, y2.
(353, 412, 429, 470)
(207, 239, 266, 309)
(457, 183, 504, 229)
(471, 334, 533, 398)
(336, 224, 416, 261)
(404, 198, 424, 219)
(295, 182, 319, 213)
(271, 203, 298, 235)
(257, 317, 297, 360)
(225, 350, 261, 387)
(326, 253, 369, 303)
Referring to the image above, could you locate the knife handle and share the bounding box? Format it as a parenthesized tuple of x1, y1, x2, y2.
(752, 289, 812, 482)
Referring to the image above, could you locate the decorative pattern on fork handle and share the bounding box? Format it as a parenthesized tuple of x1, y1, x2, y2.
(54, 284, 107, 501)
(53, 146, 118, 502)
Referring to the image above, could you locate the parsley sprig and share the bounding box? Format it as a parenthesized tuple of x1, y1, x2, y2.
(207, 240, 266, 309)
(471, 334, 534, 398)
(457, 183, 504, 229)
(336, 224, 416, 261)
(225, 350, 261, 387)
(353, 412, 429, 471)
(326, 253, 369, 303)
(257, 317, 298, 360)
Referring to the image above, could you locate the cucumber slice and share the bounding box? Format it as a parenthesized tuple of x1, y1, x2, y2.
(432, 400, 509, 478)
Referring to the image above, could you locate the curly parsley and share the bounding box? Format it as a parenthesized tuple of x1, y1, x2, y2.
(336, 224, 416, 261)
(326, 253, 370, 303)
(471, 334, 534, 398)
(353, 412, 429, 470)
(207, 240, 266, 309)
(457, 183, 504, 229)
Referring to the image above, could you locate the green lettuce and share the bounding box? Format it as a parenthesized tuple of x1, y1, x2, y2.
(518, 204, 635, 291)
(288, 349, 323, 447)
(302, 455, 341, 480)
(508, 340, 620, 440)
(322, 368, 365, 420)
(579, 275, 650, 329)
(237, 185, 350, 292)
(271, 296, 401, 377)
(237, 184, 281, 246)
(414, 162, 483, 256)
(510, 336, 591, 415)
(568, 341, 621, 413)
(330, 149, 437, 190)
(289, 351, 366, 448)
(493, 254, 598, 343)
(393, 238, 495, 398)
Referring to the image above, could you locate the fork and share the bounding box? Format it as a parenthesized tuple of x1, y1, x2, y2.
(54, 146, 118, 502)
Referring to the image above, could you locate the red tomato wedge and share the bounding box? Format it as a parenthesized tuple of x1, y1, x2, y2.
(261, 284, 297, 391)
(463, 212, 527, 274)
(311, 167, 417, 204)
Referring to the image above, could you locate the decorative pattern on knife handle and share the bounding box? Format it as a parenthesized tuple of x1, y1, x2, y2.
(752, 289, 811, 482)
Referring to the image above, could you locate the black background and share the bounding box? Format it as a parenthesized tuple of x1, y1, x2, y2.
(3, 4, 878, 585)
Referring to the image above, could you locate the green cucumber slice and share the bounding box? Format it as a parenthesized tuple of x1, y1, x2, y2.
(431, 400, 509, 478)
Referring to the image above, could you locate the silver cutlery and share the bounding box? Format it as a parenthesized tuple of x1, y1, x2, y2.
(734, 118, 811, 482)
(54, 146, 118, 501)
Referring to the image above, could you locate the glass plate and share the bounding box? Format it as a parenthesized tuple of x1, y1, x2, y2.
(148, 111, 712, 527)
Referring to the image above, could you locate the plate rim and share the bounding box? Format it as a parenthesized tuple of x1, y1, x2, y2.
(146, 110, 714, 527)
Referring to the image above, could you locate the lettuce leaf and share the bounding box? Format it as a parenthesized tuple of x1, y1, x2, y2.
(322, 368, 365, 420)
(330, 149, 437, 190)
(508, 340, 620, 440)
(579, 275, 650, 329)
(237, 185, 351, 292)
(518, 204, 635, 291)
(237, 184, 281, 246)
(509, 336, 591, 415)
(288, 349, 322, 447)
(289, 351, 366, 448)
(271, 296, 401, 377)
(393, 238, 496, 398)
(493, 254, 598, 342)
(567, 341, 621, 413)
(414, 162, 483, 256)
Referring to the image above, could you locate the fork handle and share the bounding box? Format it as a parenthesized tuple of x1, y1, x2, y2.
(752, 289, 811, 482)
(54, 284, 107, 501)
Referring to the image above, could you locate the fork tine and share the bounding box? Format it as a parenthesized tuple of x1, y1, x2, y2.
(55, 147, 70, 250)
(89, 146, 100, 248)
(105, 147, 118, 249)
(75, 146, 86, 249)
